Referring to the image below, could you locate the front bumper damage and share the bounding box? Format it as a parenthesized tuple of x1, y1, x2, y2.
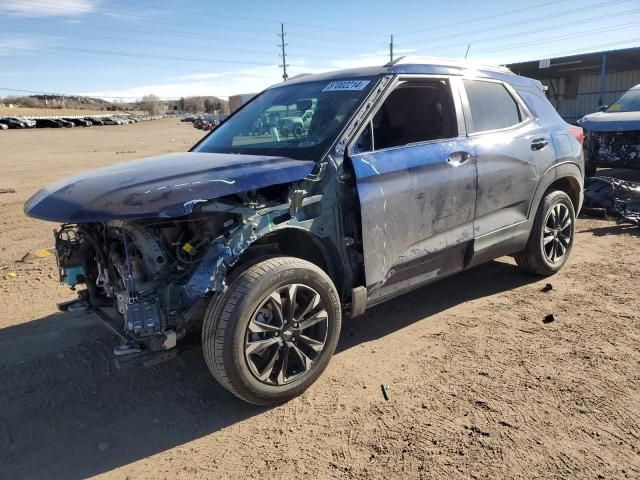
(52, 191, 325, 363)
(585, 131, 640, 169)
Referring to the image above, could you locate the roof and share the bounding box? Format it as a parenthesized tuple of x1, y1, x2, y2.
(271, 56, 541, 90)
(507, 46, 640, 78)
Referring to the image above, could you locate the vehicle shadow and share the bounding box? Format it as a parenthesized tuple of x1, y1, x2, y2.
(577, 222, 640, 237)
(337, 259, 537, 352)
(0, 259, 537, 479)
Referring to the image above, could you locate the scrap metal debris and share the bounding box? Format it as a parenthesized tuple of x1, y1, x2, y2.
(541, 283, 553, 293)
(583, 177, 640, 226)
(0, 188, 16, 194)
(18, 248, 54, 262)
(380, 384, 390, 401)
(543, 314, 555, 324)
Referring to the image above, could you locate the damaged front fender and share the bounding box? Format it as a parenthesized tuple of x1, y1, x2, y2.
(180, 193, 326, 304)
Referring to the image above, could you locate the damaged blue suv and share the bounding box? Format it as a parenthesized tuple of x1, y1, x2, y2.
(25, 59, 584, 404)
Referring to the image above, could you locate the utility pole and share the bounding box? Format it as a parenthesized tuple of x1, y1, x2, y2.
(389, 34, 394, 63)
(278, 23, 289, 81)
(464, 44, 471, 60)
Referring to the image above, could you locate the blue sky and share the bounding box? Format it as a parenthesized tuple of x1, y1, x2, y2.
(0, 0, 639, 100)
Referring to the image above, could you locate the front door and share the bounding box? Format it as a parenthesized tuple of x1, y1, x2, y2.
(348, 77, 477, 303)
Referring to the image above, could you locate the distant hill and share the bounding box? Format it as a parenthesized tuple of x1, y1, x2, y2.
(2, 94, 230, 114)
(30, 94, 111, 105)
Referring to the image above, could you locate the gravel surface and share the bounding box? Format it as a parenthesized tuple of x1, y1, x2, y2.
(0, 119, 638, 479)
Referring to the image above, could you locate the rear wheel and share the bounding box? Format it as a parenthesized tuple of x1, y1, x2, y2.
(202, 257, 341, 405)
(515, 190, 575, 275)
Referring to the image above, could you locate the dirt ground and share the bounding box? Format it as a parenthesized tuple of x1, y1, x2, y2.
(0, 119, 638, 479)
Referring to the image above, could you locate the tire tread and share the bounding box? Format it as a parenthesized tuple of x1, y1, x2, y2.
(201, 257, 338, 404)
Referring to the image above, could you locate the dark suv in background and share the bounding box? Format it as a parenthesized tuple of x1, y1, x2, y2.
(26, 58, 584, 405)
(578, 83, 640, 176)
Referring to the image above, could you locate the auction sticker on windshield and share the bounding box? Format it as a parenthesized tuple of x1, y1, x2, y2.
(322, 80, 370, 91)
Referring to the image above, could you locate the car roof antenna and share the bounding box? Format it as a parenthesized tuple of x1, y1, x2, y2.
(383, 56, 405, 68)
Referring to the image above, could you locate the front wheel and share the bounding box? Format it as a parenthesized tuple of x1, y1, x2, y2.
(202, 257, 342, 405)
(515, 190, 576, 275)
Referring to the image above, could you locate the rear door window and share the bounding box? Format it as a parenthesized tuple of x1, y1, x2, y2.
(463, 79, 522, 133)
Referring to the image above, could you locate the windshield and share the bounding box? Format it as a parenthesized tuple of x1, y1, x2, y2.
(194, 77, 377, 160)
(606, 88, 640, 113)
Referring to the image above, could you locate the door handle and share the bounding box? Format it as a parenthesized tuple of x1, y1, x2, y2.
(447, 151, 471, 166)
(531, 138, 548, 151)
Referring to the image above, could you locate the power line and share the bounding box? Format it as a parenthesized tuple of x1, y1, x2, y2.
(401, 0, 564, 36)
(421, 8, 640, 56)
(2, 44, 279, 66)
(14, 0, 387, 41)
(401, 0, 633, 46)
(471, 20, 640, 55)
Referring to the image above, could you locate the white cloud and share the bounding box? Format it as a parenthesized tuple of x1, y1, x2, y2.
(0, 38, 36, 56)
(166, 71, 234, 82)
(83, 65, 286, 100)
(81, 51, 397, 100)
(0, 0, 98, 17)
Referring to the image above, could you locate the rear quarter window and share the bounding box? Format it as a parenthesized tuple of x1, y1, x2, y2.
(464, 79, 522, 133)
(516, 88, 564, 125)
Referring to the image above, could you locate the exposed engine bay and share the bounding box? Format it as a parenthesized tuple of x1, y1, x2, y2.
(586, 131, 640, 168)
(52, 184, 326, 353)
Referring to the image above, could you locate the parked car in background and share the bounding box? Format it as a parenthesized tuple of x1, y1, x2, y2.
(85, 117, 105, 126)
(63, 118, 92, 127)
(12, 117, 36, 128)
(57, 119, 75, 128)
(0, 117, 27, 128)
(25, 59, 584, 405)
(578, 84, 640, 176)
(101, 117, 120, 125)
(0, 123, 8, 130)
(35, 118, 63, 128)
(193, 115, 220, 131)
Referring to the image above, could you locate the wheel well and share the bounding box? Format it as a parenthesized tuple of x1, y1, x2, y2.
(547, 176, 580, 211)
(231, 228, 343, 295)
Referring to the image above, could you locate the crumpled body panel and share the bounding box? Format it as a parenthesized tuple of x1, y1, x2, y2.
(24, 152, 314, 222)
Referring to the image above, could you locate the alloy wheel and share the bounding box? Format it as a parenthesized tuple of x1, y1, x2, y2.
(244, 283, 329, 385)
(542, 203, 572, 263)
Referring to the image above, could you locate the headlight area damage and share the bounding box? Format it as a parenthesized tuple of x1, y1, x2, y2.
(586, 131, 640, 168)
(25, 152, 324, 357)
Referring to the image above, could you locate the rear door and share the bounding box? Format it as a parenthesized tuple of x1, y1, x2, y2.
(348, 77, 477, 302)
(462, 78, 557, 240)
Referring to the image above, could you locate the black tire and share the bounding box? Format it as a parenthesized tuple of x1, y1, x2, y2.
(514, 190, 576, 276)
(201, 257, 342, 405)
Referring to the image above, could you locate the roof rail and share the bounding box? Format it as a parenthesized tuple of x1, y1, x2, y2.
(391, 55, 512, 73)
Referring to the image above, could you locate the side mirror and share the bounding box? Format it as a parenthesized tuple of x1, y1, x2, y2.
(598, 105, 608, 112)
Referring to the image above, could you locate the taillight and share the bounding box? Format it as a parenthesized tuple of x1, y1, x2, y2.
(566, 125, 584, 145)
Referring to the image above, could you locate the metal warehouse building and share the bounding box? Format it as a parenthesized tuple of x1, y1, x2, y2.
(507, 47, 640, 123)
